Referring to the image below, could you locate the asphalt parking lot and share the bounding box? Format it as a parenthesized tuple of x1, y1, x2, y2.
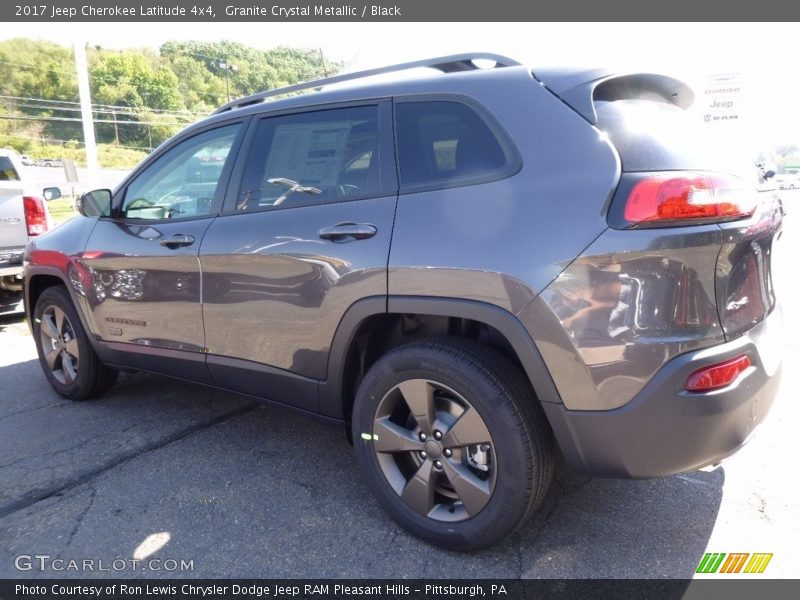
(0, 192, 798, 579)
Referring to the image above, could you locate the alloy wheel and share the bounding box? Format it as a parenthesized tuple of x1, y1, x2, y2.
(371, 378, 496, 522)
(39, 305, 80, 385)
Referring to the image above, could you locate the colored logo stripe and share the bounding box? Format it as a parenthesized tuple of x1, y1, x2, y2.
(720, 553, 749, 573)
(696, 552, 773, 574)
(696, 553, 726, 573)
(744, 553, 773, 574)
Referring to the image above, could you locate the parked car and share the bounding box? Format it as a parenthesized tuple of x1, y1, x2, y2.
(777, 172, 800, 190)
(23, 54, 783, 550)
(0, 149, 58, 314)
(36, 157, 64, 168)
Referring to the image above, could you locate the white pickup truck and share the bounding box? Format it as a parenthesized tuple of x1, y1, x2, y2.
(0, 149, 58, 315)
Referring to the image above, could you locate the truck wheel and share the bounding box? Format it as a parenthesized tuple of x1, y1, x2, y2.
(352, 338, 554, 551)
(33, 286, 117, 400)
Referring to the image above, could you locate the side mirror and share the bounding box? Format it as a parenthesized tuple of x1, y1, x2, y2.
(42, 187, 62, 201)
(77, 189, 112, 218)
(764, 170, 776, 180)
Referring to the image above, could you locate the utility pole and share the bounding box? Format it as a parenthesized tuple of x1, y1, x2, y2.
(74, 42, 98, 171)
(319, 48, 329, 77)
(141, 91, 152, 151)
(217, 61, 238, 102)
(112, 109, 119, 145)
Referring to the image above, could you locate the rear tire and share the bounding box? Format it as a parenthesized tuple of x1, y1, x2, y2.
(33, 286, 118, 400)
(352, 338, 553, 551)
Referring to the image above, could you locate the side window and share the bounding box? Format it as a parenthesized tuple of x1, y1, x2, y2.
(236, 105, 382, 212)
(395, 101, 515, 190)
(121, 124, 240, 220)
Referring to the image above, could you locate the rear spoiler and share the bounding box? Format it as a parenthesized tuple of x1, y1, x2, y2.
(532, 68, 695, 124)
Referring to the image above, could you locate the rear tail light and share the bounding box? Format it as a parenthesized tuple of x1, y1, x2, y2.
(620, 172, 756, 227)
(685, 354, 751, 392)
(23, 195, 48, 236)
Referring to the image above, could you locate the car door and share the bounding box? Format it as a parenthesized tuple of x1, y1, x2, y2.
(82, 121, 246, 380)
(199, 101, 397, 412)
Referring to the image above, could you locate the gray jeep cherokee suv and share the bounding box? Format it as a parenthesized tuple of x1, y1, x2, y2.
(24, 54, 783, 550)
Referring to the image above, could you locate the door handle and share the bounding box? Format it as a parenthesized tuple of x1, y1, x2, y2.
(159, 234, 195, 248)
(318, 222, 377, 242)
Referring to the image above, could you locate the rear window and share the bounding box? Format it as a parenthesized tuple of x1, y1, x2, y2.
(395, 101, 517, 191)
(596, 99, 747, 174)
(0, 157, 20, 181)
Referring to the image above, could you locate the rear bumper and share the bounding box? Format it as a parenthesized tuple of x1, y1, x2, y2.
(0, 286, 23, 315)
(544, 306, 784, 478)
(0, 252, 24, 277)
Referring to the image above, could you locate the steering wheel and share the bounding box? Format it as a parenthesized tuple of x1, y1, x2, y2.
(157, 185, 188, 203)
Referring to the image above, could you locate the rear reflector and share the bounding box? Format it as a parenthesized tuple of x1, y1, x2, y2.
(685, 354, 752, 392)
(623, 172, 755, 226)
(23, 195, 48, 236)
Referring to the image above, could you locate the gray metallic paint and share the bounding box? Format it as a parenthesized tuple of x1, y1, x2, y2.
(80, 218, 214, 352)
(543, 306, 783, 477)
(520, 225, 726, 411)
(199, 195, 397, 380)
(23, 215, 100, 339)
(388, 71, 620, 313)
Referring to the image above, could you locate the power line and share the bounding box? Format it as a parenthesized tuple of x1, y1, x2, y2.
(5, 97, 201, 117)
(0, 57, 118, 86)
(0, 131, 152, 152)
(0, 94, 206, 117)
(1, 100, 189, 118)
(0, 114, 187, 127)
(1, 101, 200, 122)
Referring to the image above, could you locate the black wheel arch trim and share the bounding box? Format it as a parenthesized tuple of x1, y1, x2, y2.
(24, 266, 101, 350)
(25, 276, 565, 421)
(319, 295, 564, 420)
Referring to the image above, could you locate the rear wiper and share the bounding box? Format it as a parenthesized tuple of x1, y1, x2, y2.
(267, 177, 322, 206)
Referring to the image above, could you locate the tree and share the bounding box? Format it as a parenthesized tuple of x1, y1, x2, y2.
(0, 38, 341, 159)
(90, 50, 182, 111)
(160, 41, 338, 99)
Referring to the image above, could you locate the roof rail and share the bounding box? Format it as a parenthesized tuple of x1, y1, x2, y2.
(212, 53, 521, 115)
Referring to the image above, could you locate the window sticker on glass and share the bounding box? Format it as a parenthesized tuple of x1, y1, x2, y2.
(237, 106, 381, 212)
(265, 122, 354, 189)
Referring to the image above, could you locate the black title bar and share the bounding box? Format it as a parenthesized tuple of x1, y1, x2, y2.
(2, 0, 800, 21)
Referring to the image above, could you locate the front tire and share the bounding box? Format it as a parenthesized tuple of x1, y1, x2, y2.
(33, 286, 117, 400)
(352, 338, 554, 551)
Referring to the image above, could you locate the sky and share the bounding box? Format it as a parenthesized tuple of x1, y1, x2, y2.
(2, 22, 798, 153)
